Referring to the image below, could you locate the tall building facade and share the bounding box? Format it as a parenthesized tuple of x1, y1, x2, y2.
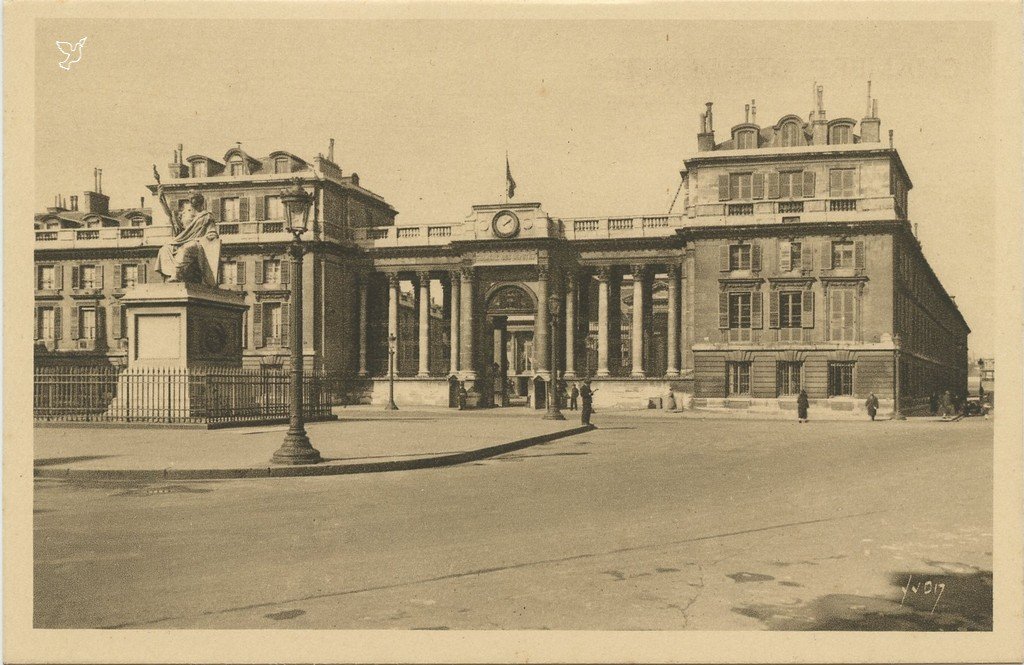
(34, 90, 969, 414)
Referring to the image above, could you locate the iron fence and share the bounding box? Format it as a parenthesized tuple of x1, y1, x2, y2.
(34, 365, 334, 426)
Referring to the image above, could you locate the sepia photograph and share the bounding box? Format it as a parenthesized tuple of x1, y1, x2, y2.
(4, 1, 1023, 663)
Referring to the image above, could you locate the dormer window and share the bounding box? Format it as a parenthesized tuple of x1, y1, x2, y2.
(780, 122, 801, 147)
(192, 161, 207, 178)
(229, 158, 245, 176)
(829, 123, 853, 144)
(274, 157, 290, 174)
(736, 130, 756, 149)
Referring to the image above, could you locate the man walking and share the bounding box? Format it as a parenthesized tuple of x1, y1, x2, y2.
(865, 392, 879, 421)
(797, 389, 809, 423)
(570, 383, 579, 411)
(580, 380, 596, 426)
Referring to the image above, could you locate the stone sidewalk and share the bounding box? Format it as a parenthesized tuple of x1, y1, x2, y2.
(33, 408, 592, 480)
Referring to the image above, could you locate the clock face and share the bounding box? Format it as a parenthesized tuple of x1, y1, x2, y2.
(492, 211, 521, 239)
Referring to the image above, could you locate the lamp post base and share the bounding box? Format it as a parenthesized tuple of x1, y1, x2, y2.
(271, 432, 322, 465)
(891, 413, 907, 421)
(543, 411, 566, 421)
(385, 401, 399, 411)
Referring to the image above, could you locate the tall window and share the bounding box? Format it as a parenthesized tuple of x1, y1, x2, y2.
(777, 362, 802, 396)
(263, 303, 282, 344)
(264, 259, 282, 285)
(265, 195, 284, 220)
(729, 293, 752, 329)
(80, 265, 98, 289)
(828, 362, 855, 396)
(832, 241, 855, 269)
(830, 124, 852, 144)
(221, 261, 238, 286)
(121, 264, 139, 289)
(780, 122, 801, 147)
(829, 168, 856, 197)
(221, 197, 241, 222)
(779, 291, 803, 328)
(38, 308, 55, 340)
(274, 157, 290, 174)
(192, 161, 207, 178)
(727, 362, 751, 396)
(80, 307, 97, 340)
(778, 241, 802, 272)
(736, 130, 756, 149)
(828, 287, 858, 341)
(729, 173, 753, 200)
(229, 158, 245, 176)
(779, 171, 801, 199)
(729, 244, 751, 271)
(37, 265, 55, 290)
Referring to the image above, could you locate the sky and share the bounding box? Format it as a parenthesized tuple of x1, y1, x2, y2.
(35, 18, 996, 356)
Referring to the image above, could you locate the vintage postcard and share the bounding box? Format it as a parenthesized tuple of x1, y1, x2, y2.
(4, 1, 1023, 663)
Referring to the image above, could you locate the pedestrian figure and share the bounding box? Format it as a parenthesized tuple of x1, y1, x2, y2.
(797, 389, 809, 423)
(941, 389, 954, 420)
(580, 380, 596, 426)
(929, 392, 939, 416)
(570, 383, 579, 411)
(865, 392, 879, 421)
(457, 382, 468, 411)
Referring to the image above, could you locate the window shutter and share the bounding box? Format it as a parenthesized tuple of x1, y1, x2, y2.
(769, 291, 780, 328)
(752, 173, 765, 199)
(96, 265, 104, 289)
(768, 172, 780, 199)
(112, 302, 122, 339)
(801, 243, 813, 271)
(253, 303, 264, 348)
(96, 306, 106, 341)
(239, 197, 250, 222)
(71, 265, 80, 290)
(113, 264, 123, 290)
(802, 171, 816, 198)
(802, 290, 814, 328)
(55, 265, 63, 290)
(237, 261, 246, 285)
(139, 262, 147, 284)
(280, 302, 291, 346)
(751, 291, 763, 329)
(54, 307, 62, 340)
(255, 259, 265, 285)
(718, 174, 731, 201)
(830, 170, 842, 197)
(751, 243, 762, 272)
(779, 241, 792, 272)
(719, 244, 730, 272)
(845, 169, 856, 196)
(719, 292, 729, 329)
(854, 241, 866, 270)
(71, 306, 81, 339)
(280, 257, 291, 286)
(34, 307, 41, 340)
(823, 240, 834, 270)
(255, 196, 265, 221)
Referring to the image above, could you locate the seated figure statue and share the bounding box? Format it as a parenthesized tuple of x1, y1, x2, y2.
(154, 188, 221, 286)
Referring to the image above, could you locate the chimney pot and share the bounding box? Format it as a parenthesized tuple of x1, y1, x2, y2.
(751, 99, 757, 123)
(889, 129, 894, 148)
(744, 104, 750, 123)
(140, 196, 145, 208)
(328, 138, 335, 162)
(98, 169, 103, 194)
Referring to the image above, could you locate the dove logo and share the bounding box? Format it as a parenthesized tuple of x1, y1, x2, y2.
(56, 37, 87, 71)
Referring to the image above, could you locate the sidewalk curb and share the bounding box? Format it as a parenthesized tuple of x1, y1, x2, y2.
(33, 424, 596, 481)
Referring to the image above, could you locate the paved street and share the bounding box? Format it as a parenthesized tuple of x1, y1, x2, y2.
(34, 416, 993, 630)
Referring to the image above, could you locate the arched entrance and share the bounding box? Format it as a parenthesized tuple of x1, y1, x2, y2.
(485, 284, 537, 407)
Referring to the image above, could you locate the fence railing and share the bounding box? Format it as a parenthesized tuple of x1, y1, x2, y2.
(34, 365, 334, 426)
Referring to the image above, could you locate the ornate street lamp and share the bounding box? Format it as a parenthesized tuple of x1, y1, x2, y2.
(544, 293, 566, 421)
(386, 333, 399, 411)
(271, 182, 322, 464)
(892, 333, 906, 421)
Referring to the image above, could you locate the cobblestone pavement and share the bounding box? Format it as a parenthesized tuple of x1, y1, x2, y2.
(34, 415, 992, 630)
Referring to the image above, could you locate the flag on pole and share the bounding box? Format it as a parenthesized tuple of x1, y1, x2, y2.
(505, 154, 516, 199)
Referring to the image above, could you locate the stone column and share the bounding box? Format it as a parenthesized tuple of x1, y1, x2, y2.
(534, 266, 550, 376)
(417, 271, 431, 377)
(564, 273, 576, 379)
(596, 267, 611, 377)
(449, 272, 460, 376)
(358, 275, 369, 376)
(459, 267, 476, 379)
(666, 265, 680, 377)
(631, 264, 646, 377)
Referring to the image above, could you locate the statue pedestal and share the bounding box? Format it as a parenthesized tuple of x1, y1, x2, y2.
(121, 282, 247, 369)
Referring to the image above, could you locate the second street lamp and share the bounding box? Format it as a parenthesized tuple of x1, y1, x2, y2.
(386, 333, 399, 411)
(271, 181, 322, 465)
(544, 293, 566, 421)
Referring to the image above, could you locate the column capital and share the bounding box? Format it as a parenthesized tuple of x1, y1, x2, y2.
(631, 263, 649, 279)
(595, 266, 613, 282)
(460, 265, 475, 280)
(564, 271, 578, 291)
(416, 270, 431, 283)
(386, 271, 401, 287)
(666, 264, 681, 279)
(537, 265, 552, 281)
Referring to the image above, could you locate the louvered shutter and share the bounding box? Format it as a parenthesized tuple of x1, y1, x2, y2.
(139, 262, 147, 284)
(255, 259, 265, 285)
(55, 265, 63, 290)
(237, 261, 246, 285)
(751, 291, 763, 329)
(209, 197, 221, 223)
(801, 243, 813, 271)
(113, 264, 123, 290)
(112, 302, 122, 339)
(719, 244, 730, 271)
(280, 302, 291, 346)
(255, 196, 265, 221)
(71, 265, 80, 290)
(779, 241, 792, 272)
(71, 306, 80, 339)
(96, 306, 106, 341)
(802, 171, 816, 198)
(719, 292, 729, 329)
(802, 290, 815, 328)
(769, 291, 780, 328)
(751, 243, 762, 272)
(768, 172, 780, 199)
(718, 174, 730, 201)
(823, 240, 834, 269)
(830, 170, 842, 197)
(96, 265, 104, 289)
(752, 173, 765, 199)
(239, 197, 250, 222)
(34, 307, 40, 340)
(54, 307, 62, 340)
(280, 257, 291, 286)
(854, 241, 866, 270)
(253, 303, 264, 348)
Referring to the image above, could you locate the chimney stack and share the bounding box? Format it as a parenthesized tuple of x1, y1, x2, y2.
(751, 99, 757, 124)
(93, 168, 99, 192)
(328, 138, 335, 163)
(697, 102, 716, 151)
(861, 92, 881, 143)
(889, 129, 894, 148)
(744, 104, 750, 123)
(178, 143, 184, 162)
(140, 196, 145, 209)
(71, 195, 78, 211)
(98, 169, 103, 194)
(812, 85, 828, 144)
(706, 102, 714, 131)
(866, 79, 872, 118)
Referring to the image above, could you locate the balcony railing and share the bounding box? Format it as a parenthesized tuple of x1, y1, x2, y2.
(830, 199, 857, 212)
(727, 204, 754, 216)
(368, 228, 390, 240)
(608, 218, 634, 231)
(427, 225, 452, 238)
(36, 231, 58, 241)
(778, 201, 804, 214)
(119, 228, 144, 238)
(76, 230, 100, 240)
(396, 227, 420, 239)
(642, 216, 669, 228)
(574, 219, 599, 232)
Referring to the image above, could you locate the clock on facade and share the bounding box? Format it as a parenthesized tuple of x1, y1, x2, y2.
(491, 211, 521, 239)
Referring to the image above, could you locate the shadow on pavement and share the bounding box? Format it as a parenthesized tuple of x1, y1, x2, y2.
(733, 569, 992, 631)
(34, 455, 116, 467)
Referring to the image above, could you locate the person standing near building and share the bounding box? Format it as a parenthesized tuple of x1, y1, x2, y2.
(941, 389, 954, 420)
(865, 393, 879, 421)
(580, 380, 596, 426)
(457, 382, 468, 411)
(797, 389, 809, 423)
(570, 383, 579, 411)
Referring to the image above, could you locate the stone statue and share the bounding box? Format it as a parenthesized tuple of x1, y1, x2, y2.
(153, 169, 220, 286)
